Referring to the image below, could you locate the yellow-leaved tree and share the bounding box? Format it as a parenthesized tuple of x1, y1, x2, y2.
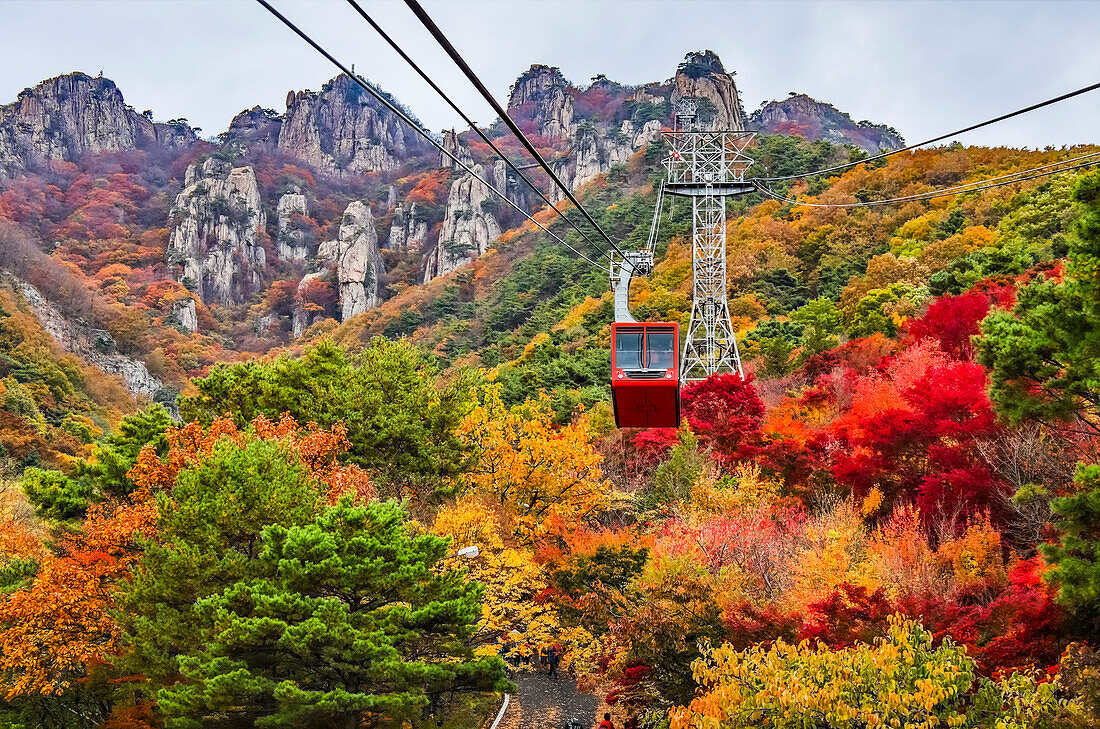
(432, 496, 564, 658)
(458, 386, 610, 538)
(669, 616, 1068, 729)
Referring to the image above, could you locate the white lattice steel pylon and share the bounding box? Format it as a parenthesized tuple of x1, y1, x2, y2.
(663, 105, 756, 380)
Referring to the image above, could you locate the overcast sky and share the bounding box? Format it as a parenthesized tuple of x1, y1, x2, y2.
(1, 0, 1097, 149)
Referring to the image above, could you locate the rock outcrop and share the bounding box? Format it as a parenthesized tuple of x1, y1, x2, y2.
(0, 72, 196, 179)
(422, 164, 501, 282)
(224, 105, 282, 155)
(508, 65, 574, 141)
(172, 298, 198, 333)
(275, 188, 310, 261)
(332, 201, 383, 319)
(550, 119, 662, 199)
(292, 271, 325, 337)
(9, 276, 163, 399)
(671, 50, 745, 131)
(552, 124, 632, 197)
(622, 119, 663, 148)
(168, 158, 267, 306)
(277, 74, 428, 175)
(386, 201, 428, 251)
(502, 65, 667, 200)
(440, 128, 474, 169)
(750, 93, 904, 153)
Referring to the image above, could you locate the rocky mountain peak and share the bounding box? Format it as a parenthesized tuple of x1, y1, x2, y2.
(749, 93, 904, 153)
(0, 71, 197, 180)
(276, 74, 430, 175)
(508, 65, 574, 140)
(509, 65, 569, 106)
(225, 105, 282, 153)
(671, 50, 745, 131)
(679, 50, 726, 77)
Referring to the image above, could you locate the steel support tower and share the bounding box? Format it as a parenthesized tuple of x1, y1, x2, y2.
(663, 100, 755, 379)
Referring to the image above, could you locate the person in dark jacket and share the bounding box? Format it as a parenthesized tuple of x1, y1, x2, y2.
(547, 645, 561, 679)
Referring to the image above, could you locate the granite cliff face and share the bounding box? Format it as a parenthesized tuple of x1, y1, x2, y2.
(670, 50, 746, 131)
(553, 124, 632, 198)
(0, 72, 196, 179)
(750, 93, 904, 153)
(423, 163, 502, 282)
(277, 75, 430, 175)
(440, 128, 474, 169)
(508, 65, 575, 141)
(10, 276, 163, 399)
(331, 201, 383, 319)
(552, 119, 663, 199)
(292, 271, 325, 337)
(275, 188, 310, 261)
(168, 158, 267, 306)
(387, 201, 428, 251)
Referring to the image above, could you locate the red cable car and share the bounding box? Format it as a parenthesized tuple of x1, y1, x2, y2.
(611, 322, 681, 428)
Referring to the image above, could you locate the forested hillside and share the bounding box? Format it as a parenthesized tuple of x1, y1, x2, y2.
(0, 47, 1099, 729)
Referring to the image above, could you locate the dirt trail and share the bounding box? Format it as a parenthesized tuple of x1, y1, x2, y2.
(496, 671, 598, 729)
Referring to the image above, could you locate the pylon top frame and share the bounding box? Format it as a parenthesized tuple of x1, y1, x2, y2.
(663, 130, 756, 195)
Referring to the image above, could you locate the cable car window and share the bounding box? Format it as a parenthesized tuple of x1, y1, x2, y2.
(646, 331, 676, 370)
(615, 330, 644, 370)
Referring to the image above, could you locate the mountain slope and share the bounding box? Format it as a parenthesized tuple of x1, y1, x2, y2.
(2, 49, 1082, 424)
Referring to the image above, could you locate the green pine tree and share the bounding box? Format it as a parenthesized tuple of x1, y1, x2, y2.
(1042, 464, 1100, 635)
(84, 402, 173, 498)
(978, 170, 1100, 434)
(178, 339, 476, 496)
(155, 498, 510, 729)
(117, 437, 323, 683)
(21, 404, 172, 521)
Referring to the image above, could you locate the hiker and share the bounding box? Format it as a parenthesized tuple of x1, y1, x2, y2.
(547, 644, 560, 680)
(597, 712, 614, 729)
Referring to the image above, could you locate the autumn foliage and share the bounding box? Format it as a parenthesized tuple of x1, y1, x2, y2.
(0, 80, 1097, 726)
(0, 414, 372, 701)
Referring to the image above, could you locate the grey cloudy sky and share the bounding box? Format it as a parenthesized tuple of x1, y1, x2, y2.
(1, 0, 1097, 148)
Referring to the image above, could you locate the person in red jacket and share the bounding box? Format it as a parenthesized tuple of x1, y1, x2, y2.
(597, 712, 614, 729)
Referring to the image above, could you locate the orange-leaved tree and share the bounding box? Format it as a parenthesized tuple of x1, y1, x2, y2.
(0, 496, 156, 698)
(128, 413, 374, 503)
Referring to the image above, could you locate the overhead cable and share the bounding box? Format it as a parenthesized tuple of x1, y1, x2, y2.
(253, 0, 609, 272)
(755, 80, 1100, 182)
(754, 156, 1100, 208)
(402, 0, 627, 257)
(344, 0, 615, 264)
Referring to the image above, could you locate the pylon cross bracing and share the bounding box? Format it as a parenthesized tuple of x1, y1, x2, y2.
(663, 108, 755, 380)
